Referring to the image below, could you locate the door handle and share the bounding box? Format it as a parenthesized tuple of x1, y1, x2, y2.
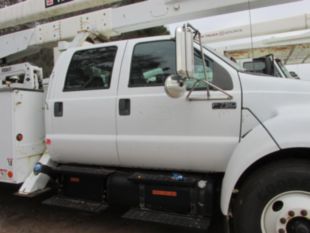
(119, 99, 130, 116)
(54, 102, 63, 117)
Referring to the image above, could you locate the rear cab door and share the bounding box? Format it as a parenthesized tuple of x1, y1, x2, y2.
(46, 41, 126, 166)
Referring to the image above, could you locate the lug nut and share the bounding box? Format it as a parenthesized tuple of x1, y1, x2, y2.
(288, 211, 295, 217)
(280, 218, 287, 224)
(279, 228, 286, 233)
(301, 210, 308, 217)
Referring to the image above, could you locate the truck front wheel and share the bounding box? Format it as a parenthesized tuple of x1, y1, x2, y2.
(232, 159, 310, 233)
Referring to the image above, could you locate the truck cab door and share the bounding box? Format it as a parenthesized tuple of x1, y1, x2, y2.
(46, 42, 126, 166)
(116, 38, 241, 172)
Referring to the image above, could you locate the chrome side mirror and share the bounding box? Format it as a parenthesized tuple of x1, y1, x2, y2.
(166, 23, 233, 101)
(164, 25, 194, 99)
(176, 25, 194, 79)
(164, 75, 186, 98)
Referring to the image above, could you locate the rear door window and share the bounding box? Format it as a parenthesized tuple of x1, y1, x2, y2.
(64, 46, 117, 91)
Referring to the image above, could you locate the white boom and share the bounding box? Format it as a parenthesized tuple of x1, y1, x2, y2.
(215, 30, 310, 52)
(201, 13, 310, 44)
(214, 33, 310, 64)
(0, 0, 300, 61)
(200, 13, 310, 64)
(0, 0, 122, 30)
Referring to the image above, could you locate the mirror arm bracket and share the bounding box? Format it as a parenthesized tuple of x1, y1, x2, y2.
(186, 79, 233, 101)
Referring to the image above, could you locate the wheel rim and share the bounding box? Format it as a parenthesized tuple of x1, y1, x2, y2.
(261, 191, 310, 233)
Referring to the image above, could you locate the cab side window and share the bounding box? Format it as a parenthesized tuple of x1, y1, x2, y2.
(128, 40, 233, 90)
(129, 41, 176, 87)
(64, 46, 117, 91)
(186, 49, 233, 91)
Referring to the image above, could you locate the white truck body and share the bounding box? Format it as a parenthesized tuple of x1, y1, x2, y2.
(0, 89, 44, 183)
(0, 63, 45, 184)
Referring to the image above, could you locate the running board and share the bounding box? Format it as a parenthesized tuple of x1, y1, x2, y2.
(43, 195, 108, 213)
(123, 208, 210, 230)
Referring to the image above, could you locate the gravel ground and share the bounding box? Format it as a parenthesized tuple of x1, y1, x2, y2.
(0, 184, 224, 233)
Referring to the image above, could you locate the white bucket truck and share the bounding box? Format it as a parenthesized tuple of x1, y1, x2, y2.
(22, 24, 310, 233)
(0, 1, 308, 233)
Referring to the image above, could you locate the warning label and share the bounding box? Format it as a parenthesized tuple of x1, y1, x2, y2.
(45, 0, 73, 8)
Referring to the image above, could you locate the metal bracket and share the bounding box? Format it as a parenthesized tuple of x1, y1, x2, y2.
(183, 24, 233, 101)
(186, 79, 233, 101)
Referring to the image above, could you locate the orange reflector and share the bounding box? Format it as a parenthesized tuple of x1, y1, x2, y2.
(7, 171, 13, 178)
(69, 177, 80, 183)
(152, 190, 177, 197)
(45, 138, 52, 145)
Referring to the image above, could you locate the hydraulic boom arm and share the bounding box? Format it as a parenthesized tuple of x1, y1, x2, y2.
(0, 0, 300, 61)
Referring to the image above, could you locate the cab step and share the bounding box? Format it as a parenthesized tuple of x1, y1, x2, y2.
(43, 195, 108, 213)
(122, 208, 210, 230)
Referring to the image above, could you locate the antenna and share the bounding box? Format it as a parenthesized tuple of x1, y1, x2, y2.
(247, 0, 255, 70)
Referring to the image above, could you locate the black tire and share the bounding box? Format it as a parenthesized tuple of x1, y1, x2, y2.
(232, 158, 310, 233)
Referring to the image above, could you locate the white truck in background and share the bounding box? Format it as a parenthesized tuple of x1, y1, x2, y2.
(0, 1, 310, 233)
(200, 13, 310, 80)
(237, 54, 299, 79)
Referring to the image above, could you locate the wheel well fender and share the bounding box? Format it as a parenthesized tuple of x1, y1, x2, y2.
(220, 124, 279, 215)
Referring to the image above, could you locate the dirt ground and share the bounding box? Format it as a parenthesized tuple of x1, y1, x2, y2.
(0, 184, 224, 233)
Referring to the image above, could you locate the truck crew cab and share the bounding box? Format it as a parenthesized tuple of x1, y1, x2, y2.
(31, 25, 310, 233)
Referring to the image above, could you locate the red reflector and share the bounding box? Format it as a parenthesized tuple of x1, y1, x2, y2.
(152, 190, 177, 197)
(16, 133, 23, 141)
(69, 177, 80, 183)
(7, 171, 13, 178)
(45, 138, 52, 145)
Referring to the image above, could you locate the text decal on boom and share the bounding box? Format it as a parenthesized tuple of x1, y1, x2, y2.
(45, 0, 73, 8)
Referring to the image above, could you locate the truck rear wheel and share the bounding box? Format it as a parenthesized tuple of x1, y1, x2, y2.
(232, 159, 310, 233)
